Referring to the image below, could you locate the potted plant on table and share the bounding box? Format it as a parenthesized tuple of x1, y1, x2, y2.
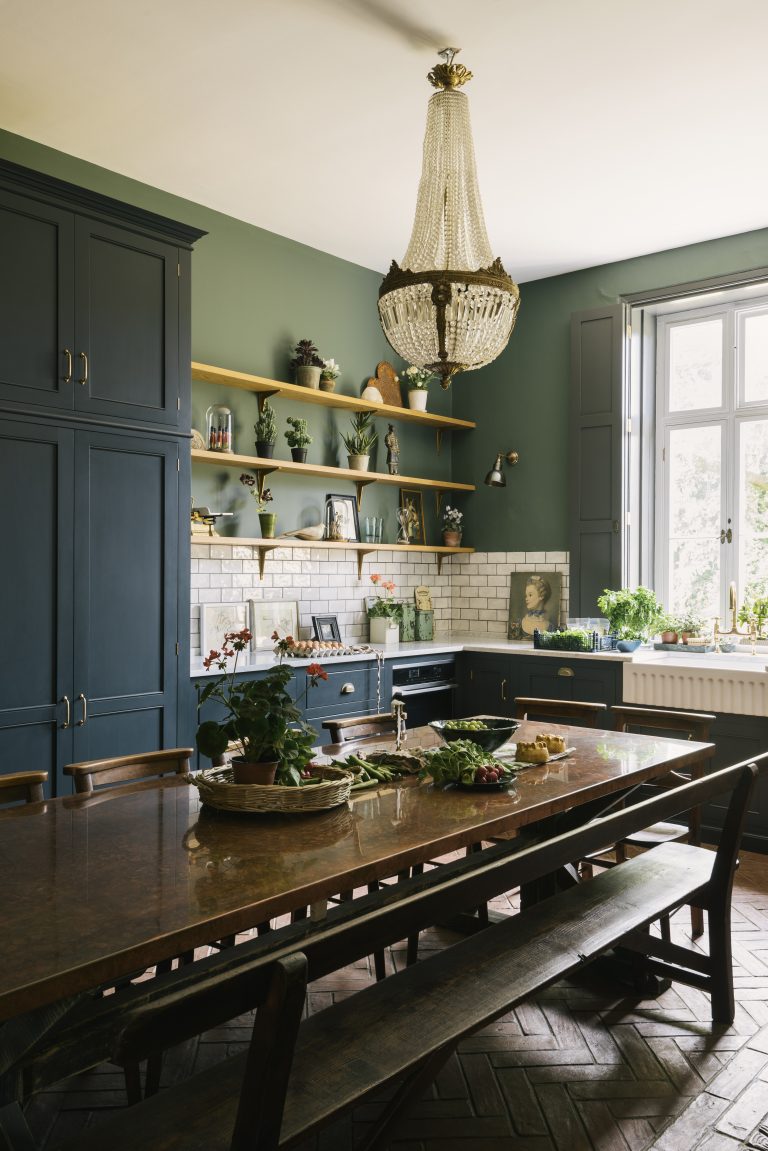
(320, 358, 341, 393)
(285, 416, 312, 463)
(254, 400, 278, 458)
(341, 411, 377, 471)
(289, 339, 324, 390)
(401, 366, 433, 411)
(240, 473, 276, 537)
(441, 505, 463, 547)
(196, 628, 322, 785)
(596, 586, 665, 652)
(367, 573, 402, 645)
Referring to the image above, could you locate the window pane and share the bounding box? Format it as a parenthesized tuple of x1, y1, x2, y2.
(667, 425, 722, 617)
(668, 319, 722, 411)
(739, 419, 768, 601)
(743, 313, 768, 404)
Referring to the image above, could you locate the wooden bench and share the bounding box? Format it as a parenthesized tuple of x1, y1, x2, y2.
(5, 757, 763, 1151)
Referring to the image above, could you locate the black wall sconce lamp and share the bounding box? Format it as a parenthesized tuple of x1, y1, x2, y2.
(484, 450, 520, 487)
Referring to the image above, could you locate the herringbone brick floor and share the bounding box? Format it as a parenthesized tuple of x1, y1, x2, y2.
(25, 852, 768, 1151)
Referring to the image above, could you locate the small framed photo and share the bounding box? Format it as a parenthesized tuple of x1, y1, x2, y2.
(507, 572, 563, 641)
(399, 488, 425, 545)
(249, 599, 300, 650)
(200, 602, 249, 655)
(312, 614, 342, 642)
(324, 493, 361, 542)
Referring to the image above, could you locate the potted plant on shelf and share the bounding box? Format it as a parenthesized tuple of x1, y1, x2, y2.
(441, 504, 463, 547)
(195, 628, 321, 785)
(240, 473, 276, 537)
(341, 411, 377, 471)
(285, 416, 312, 463)
(254, 400, 278, 458)
(367, 573, 402, 645)
(320, 357, 341, 393)
(401, 365, 433, 411)
(596, 586, 665, 652)
(289, 339, 324, 390)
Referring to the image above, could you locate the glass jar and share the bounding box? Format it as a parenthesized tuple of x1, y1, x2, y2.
(205, 404, 233, 453)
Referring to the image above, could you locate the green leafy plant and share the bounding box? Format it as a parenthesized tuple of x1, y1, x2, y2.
(738, 595, 768, 636)
(677, 608, 706, 636)
(401, 365, 434, 391)
(254, 400, 277, 445)
(535, 628, 593, 652)
(341, 411, 377, 456)
(596, 586, 665, 641)
(240, 473, 273, 513)
(284, 416, 312, 449)
(289, 338, 323, 370)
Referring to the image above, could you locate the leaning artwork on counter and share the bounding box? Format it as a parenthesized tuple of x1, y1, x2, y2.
(249, 599, 300, 649)
(200, 601, 250, 654)
(507, 572, 562, 640)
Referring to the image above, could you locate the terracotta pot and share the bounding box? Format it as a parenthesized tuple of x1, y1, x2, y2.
(259, 512, 277, 538)
(296, 365, 321, 389)
(408, 389, 428, 411)
(231, 758, 278, 785)
(319, 376, 336, 392)
(660, 630, 678, 644)
(347, 453, 370, 472)
(442, 530, 462, 548)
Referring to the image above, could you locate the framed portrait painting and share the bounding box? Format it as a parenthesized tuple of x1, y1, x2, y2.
(507, 572, 562, 641)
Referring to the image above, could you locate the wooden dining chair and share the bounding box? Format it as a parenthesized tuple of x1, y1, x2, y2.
(64, 748, 193, 794)
(321, 712, 396, 744)
(514, 697, 608, 727)
(581, 704, 716, 938)
(0, 770, 47, 806)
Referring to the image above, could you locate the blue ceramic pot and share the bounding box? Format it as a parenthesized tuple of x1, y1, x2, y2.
(616, 638, 642, 652)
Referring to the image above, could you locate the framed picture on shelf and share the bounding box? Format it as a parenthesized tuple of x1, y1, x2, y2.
(507, 572, 562, 641)
(324, 493, 361, 542)
(312, 614, 342, 643)
(249, 599, 300, 649)
(200, 602, 249, 655)
(399, 488, 425, 545)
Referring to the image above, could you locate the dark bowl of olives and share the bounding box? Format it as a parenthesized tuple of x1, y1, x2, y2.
(429, 716, 520, 753)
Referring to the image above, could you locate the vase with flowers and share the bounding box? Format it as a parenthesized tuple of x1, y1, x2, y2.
(195, 628, 326, 785)
(320, 357, 341, 392)
(367, 572, 401, 645)
(402, 365, 433, 411)
(442, 505, 463, 547)
(240, 473, 276, 537)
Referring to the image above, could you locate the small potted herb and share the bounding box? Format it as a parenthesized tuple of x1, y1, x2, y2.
(240, 474, 276, 537)
(441, 505, 463, 547)
(678, 609, 706, 644)
(289, 339, 324, 390)
(320, 357, 341, 393)
(402, 365, 433, 411)
(658, 613, 681, 645)
(341, 411, 377, 471)
(738, 595, 768, 639)
(254, 399, 277, 458)
(284, 416, 312, 463)
(596, 586, 665, 651)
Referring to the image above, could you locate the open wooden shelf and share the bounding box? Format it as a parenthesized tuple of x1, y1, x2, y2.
(190, 535, 474, 579)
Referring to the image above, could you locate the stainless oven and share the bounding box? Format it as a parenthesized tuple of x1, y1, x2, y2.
(391, 658, 456, 727)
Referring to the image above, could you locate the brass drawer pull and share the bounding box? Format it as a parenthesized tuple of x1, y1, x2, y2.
(63, 348, 73, 384)
(557, 667, 575, 678)
(61, 695, 70, 729)
(340, 682, 356, 695)
(500, 677, 507, 702)
(77, 351, 89, 386)
(76, 692, 88, 726)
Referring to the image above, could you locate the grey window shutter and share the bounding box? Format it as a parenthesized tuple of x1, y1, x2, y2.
(569, 304, 626, 617)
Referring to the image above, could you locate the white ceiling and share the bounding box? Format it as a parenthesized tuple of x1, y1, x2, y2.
(2, 0, 767, 283)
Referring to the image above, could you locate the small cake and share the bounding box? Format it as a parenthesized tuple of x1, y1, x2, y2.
(515, 741, 550, 764)
(536, 733, 567, 755)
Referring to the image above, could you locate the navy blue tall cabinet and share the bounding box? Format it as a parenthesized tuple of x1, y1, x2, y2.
(0, 160, 205, 796)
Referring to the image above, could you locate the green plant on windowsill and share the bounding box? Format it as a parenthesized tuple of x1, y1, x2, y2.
(738, 595, 768, 637)
(596, 586, 665, 642)
(677, 609, 706, 637)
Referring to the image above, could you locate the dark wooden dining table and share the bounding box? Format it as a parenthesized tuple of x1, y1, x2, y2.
(0, 720, 714, 1022)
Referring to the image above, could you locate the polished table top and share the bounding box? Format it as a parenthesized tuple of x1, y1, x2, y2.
(0, 722, 713, 1020)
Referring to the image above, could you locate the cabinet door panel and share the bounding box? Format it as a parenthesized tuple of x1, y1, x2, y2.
(0, 188, 74, 410)
(456, 654, 515, 717)
(0, 421, 74, 795)
(72, 430, 179, 756)
(74, 219, 179, 426)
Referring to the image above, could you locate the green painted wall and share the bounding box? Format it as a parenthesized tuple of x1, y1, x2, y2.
(454, 231, 768, 551)
(0, 128, 453, 543)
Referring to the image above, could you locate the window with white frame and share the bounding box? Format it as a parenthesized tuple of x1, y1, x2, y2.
(655, 298, 768, 626)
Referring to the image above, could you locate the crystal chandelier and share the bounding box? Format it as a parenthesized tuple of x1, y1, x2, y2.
(378, 49, 520, 389)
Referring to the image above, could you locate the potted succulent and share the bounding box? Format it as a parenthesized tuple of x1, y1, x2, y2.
(289, 339, 324, 389)
(195, 627, 319, 785)
(320, 357, 341, 393)
(596, 586, 665, 652)
(240, 473, 276, 537)
(442, 504, 463, 547)
(367, 573, 402, 645)
(285, 416, 312, 463)
(341, 411, 377, 471)
(401, 365, 433, 411)
(254, 400, 278, 458)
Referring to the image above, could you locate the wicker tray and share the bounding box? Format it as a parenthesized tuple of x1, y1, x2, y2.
(192, 764, 353, 814)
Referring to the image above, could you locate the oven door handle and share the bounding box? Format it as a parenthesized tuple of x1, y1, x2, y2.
(393, 684, 455, 698)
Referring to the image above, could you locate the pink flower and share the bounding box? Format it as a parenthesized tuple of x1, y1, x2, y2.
(307, 662, 328, 686)
(370, 573, 381, 585)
